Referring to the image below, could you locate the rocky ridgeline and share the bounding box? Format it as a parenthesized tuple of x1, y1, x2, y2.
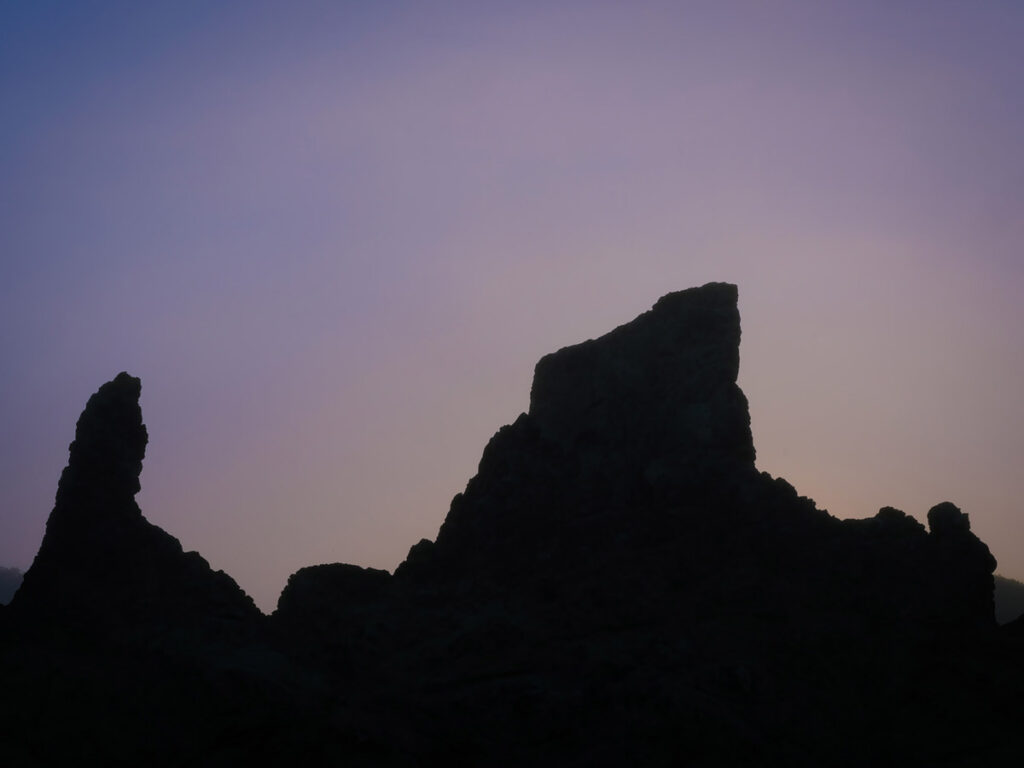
(1, 284, 1016, 766)
(382, 283, 995, 633)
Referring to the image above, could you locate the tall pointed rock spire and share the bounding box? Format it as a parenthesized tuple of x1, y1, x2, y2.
(11, 373, 259, 636)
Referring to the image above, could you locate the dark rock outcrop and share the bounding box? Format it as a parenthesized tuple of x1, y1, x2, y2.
(9, 372, 260, 644)
(529, 282, 755, 489)
(273, 563, 395, 676)
(1, 374, 305, 768)
(403, 283, 758, 586)
(925, 501, 998, 629)
(363, 283, 1003, 764)
(397, 284, 995, 638)
(1, 284, 1018, 766)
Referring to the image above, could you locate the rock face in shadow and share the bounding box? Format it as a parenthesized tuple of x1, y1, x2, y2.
(9, 372, 260, 643)
(2, 285, 1019, 766)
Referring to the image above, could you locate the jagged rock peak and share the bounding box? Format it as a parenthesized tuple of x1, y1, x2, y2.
(11, 372, 260, 632)
(402, 283, 761, 581)
(926, 501, 997, 628)
(528, 282, 755, 482)
(928, 501, 973, 537)
(54, 371, 147, 514)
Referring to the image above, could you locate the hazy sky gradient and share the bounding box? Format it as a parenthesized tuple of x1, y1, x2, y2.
(3, 1, 1022, 611)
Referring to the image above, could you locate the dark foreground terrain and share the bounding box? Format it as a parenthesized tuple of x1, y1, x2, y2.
(2, 283, 1022, 766)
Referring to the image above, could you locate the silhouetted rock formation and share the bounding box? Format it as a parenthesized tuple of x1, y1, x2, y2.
(530, 282, 755, 487)
(2, 285, 1020, 767)
(926, 501, 998, 628)
(274, 563, 395, 675)
(1, 375, 305, 767)
(397, 284, 995, 638)
(402, 284, 758, 584)
(9, 372, 260, 645)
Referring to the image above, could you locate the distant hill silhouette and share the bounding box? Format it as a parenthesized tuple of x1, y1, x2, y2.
(1, 283, 1021, 765)
(0, 567, 21, 605)
(995, 575, 1024, 625)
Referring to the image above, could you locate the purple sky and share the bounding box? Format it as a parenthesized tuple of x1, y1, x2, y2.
(2, 1, 1022, 611)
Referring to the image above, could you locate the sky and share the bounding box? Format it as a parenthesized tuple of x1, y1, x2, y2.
(2, 0, 1022, 612)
